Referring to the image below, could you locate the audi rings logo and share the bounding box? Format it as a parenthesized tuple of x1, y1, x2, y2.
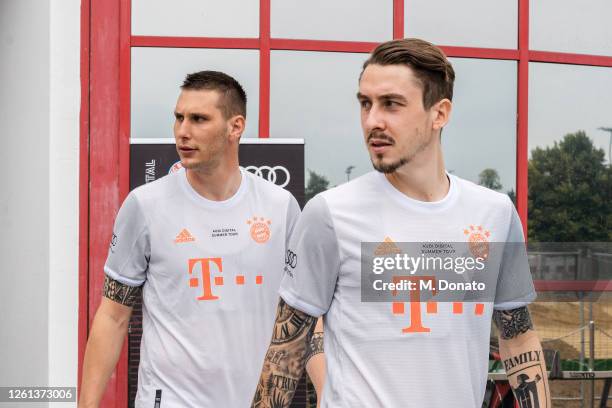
(245, 165, 291, 188)
(285, 249, 298, 269)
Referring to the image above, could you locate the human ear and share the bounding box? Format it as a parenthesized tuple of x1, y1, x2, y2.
(432, 99, 452, 131)
(228, 115, 246, 141)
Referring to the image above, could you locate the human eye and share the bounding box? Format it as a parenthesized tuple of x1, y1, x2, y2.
(359, 99, 372, 110)
(383, 99, 399, 108)
(174, 113, 184, 122)
(192, 114, 207, 123)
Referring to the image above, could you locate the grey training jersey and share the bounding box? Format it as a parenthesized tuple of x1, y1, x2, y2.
(279, 171, 536, 408)
(105, 168, 300, 407)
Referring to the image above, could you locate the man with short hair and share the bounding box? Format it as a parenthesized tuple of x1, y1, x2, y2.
(79, 71, 307, 407)
(253, 39, 550, 407)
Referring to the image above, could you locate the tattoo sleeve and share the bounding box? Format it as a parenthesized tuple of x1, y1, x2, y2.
(493, 306, 533, 340)
(496, 306, 551, 407)
(305, 331, 324, 365)
(252, 298, 317, 408)
(103, 275, 142, 307)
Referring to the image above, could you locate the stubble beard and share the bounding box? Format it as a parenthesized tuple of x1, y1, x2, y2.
(184, 155, 221, 175)
(370, 128, 433, 174)
(181, 129, 228, 175)
(372, 156, 408, 174)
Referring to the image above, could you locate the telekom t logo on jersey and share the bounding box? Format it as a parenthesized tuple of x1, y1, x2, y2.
(377, 236, 488, 334)
(391, 276, 485, 334)
(188, 257, 264, 301)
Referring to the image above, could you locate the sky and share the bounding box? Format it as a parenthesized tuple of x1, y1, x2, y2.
(129, 0, 612, 192)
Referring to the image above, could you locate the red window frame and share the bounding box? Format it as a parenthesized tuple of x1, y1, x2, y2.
(78, 0, 612, 405)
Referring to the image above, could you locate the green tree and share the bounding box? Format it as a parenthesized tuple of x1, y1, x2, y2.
(507, 189, 516, 206)
(478, 168, 503, 191)
(304, 170, 330, 203)
(528, 131, 612, 242)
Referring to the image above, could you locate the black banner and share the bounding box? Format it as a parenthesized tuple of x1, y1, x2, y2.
(129, 139, 305, 206)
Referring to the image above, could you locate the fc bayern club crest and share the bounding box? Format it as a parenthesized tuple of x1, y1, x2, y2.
(168, 161, 183, 174)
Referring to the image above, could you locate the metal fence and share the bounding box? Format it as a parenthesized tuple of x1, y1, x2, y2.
(527, 245, 612, 407)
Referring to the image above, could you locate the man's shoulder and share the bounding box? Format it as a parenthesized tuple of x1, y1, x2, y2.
(452, 174, 513, 210)
(244, 168, 295, 204)
(316, 171, 379, 203)
(129, 172, 181, 206)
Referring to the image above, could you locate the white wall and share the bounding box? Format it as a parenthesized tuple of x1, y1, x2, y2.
(48, 0, 80, 402)
(0, 0, 79, 406)
(0, 0, 51, 399)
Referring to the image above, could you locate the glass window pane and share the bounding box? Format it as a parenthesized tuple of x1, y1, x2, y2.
(443, 58, 517, 195)
(131, 48, 259, 140)
(270, 52, 517, 197)
(530, 0, 612, 55)
(405, 0, 517, 49)
(132, 0, 259, 38)
(271, 0, 392, 42)
(270, 51, 370, 189)
(528, 63, 612, 242)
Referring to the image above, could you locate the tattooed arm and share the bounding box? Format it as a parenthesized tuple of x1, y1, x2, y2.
(494, 306, 551, 408)
(79, 276, 142, 408)
(252, 298, 318, 408)
(305, 318, 325, 407)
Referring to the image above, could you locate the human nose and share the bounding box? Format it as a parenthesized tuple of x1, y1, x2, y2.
(174, 118, 190, 139)
(363, 104, 385, 133)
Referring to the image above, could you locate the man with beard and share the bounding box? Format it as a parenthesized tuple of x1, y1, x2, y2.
(79, 71, 319, 407)
(252, 39, 550, 407)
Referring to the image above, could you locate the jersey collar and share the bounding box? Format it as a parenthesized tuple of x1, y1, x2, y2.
(178, 167, 248, 209)
(376, 171, 459, 212)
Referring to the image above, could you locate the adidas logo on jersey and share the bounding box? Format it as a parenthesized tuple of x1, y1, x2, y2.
(175, 229, 196, 243)
(374, 237, 401, 256)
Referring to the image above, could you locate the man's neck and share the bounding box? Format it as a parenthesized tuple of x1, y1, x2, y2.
(384, 147, 449, 202)
(185, 160, 242, 201)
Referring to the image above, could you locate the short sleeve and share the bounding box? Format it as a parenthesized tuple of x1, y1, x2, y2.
(285, 194, 301, 247)
(103, 192, 150, 286)
(493, 201, 537, 310)
(279, 194, 341, 317)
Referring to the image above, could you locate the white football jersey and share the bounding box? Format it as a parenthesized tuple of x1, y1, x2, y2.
(279, 171, 536, 408)
(104, 167, 300, 407)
